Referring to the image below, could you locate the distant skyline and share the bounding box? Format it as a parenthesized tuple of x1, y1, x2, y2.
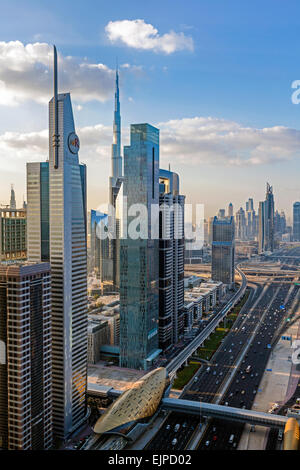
(1, 0, 300, 219)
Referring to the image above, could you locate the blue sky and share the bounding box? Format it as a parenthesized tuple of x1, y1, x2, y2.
(1, 0, 300, 219)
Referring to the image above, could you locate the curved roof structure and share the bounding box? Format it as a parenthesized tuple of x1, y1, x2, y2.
(94, 367, 167, 435)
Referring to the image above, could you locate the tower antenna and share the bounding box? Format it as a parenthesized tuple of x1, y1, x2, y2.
(53, 45, 59, 169)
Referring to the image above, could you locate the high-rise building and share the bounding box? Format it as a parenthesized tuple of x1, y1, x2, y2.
(228, 203, 233, 218)
(27, 47, 87, 439)
(158, 169, 185, 350)
(245, 205, 256, 240)
(218, 208, 225, 218)
(235, 207, 246, 240)
(108, 68, 123, 291)
(207, 216, 215, 244)
(258, 200, 265, 253)
(0, 208, 26, 262)
(212, 216, 235, 285)
(119, 124, 161, 370)
(26, 162, 49, 262)
(9, 185, 16, 210)
(293, 202, 300, 242)
(0, 263, 52, 450)
(258, 183, 275, 253)
(90, 210, 111, 291)
(246, 198, 254, 212)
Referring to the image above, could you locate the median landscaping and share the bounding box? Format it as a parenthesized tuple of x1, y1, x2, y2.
(172, 288, 250, 390)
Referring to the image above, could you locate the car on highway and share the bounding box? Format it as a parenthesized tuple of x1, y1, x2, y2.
(172, 438, 178, 446)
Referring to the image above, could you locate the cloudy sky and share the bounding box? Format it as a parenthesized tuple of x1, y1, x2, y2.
(1, 0, 300, 220)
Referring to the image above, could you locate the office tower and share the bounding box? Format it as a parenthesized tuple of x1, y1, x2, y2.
(212, 216, 235, 285)
(258, 201, 265, 253)
(258, 183, 275, 253)
(9, 185, 16, 210)
(274, 210, 286, 239)
(280, 211, 287, 235)
(108, 67, 123, 291)
(218, 208, 225, 218)
(0, 208, 26, 262)
(235, 207, 246, 240)
(119, 124, 161, 370)
(158, 169, 185, 350)
(0, 263, 52, 450)
(246, 198, 254, 212)
(245, 198, 256, 240)
(207, 216, 215, 244)
(90, 210, 111, 291)
(27, 47, 87, 439)
(27, 162, 49, 262)
(228, 203, 233, 218)
(293, 202, 300, 241)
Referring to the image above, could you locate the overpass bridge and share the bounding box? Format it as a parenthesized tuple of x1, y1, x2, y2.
(161, 398, 288, 429)
(87, 384, 288, 430)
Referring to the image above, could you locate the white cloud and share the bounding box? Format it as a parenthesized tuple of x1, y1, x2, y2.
(0, 41, 117, 106)
(158, 117, 300, 167)
(105, 19, 194, 54)
(2, 116, 300, 209)
(2, 116, 300, 176)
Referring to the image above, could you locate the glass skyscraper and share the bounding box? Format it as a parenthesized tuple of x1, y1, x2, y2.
(293, 202, 300, 242)
(212, 216, 235, 286)
(119, 124, 161, 370)
(258, 183, 275, 253)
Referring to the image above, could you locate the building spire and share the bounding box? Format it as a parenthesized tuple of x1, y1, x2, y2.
(111, 65, 122, 178)
(10, 184, 16, 210)
(53, 45, 59, 169)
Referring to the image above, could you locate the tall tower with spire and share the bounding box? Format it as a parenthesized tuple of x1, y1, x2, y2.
(27, 46, 88, 440)
(108, 67, 123, 290)
(10, 184, 16, 210)
(111, 67, 122, 181)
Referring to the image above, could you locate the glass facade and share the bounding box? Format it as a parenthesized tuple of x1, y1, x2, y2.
(120, 124, 161, 370)
(212, 216, 235, 285)
(293, 202, 300, 242)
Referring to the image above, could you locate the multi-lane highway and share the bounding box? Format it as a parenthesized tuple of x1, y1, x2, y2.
(147, 248, 300, 451)
(166, 265, 247, 375)
(199, 279, 299, 450)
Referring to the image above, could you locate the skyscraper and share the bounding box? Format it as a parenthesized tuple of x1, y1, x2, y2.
(228, 203, 233, 218)
(258, 183, 275, 253)
(27, 47, 87, 439)
(9, 185, 16, 210)
(246, 198, 254, 212)
(293, 202, 300, 242)
(245, 199, 256, 240)
(212, 216, 235, 286)
(158, 169, 185, 350)
(218, 208, 225, 218)
(258, 200, 265, 253)
(119, 124, 161, 370)
(0, 263, 52, 450)
(108, 67, 123, 291)
(235, 207, 246, 240)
